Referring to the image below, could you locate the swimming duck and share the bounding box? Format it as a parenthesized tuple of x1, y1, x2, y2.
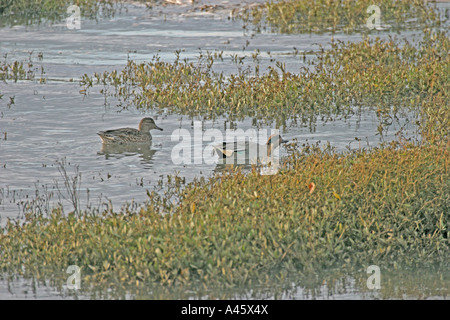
(213, 133, 288, 164)
(97, 117, 163, 144)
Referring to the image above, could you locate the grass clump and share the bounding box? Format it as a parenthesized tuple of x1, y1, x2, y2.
(0, 52, 44, 82)
(0, 52, 46, 102)
(0, 52, 45, 103)
(0, 0, 119, 27)
(0, 0, 171, 27)
(239, 0, 443, 34)
(0, 141, 448, 298)
(311, 30, 449, 138)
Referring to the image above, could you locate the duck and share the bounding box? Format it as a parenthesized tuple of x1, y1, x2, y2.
(213, 133, 288, 165)
(97, 117, 163, 144)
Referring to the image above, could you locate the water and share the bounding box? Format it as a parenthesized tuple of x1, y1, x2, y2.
(0, 1, 441, 299)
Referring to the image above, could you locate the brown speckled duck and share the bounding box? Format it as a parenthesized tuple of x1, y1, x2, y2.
(97, 117, 163, 144)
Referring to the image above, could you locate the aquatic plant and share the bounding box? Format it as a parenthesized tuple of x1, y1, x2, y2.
(0, 0, 174, 27)
(1, 56, 32, 82)
(0, 141, 448, 298)
(81, 30, 449, 140)
(0, 52, 45, 82)
(0, 0, 120, 27)
(0, 52, 46, 103)
(238, 0, 443, 34)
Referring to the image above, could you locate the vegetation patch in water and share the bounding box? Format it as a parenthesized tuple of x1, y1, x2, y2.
(0, 52, 44, 82)
(0, 0, 180, 27)
(0, 0, 121, 27)
(0, 52, 46, 104)
(238, 0, 443, 34)
(81, 30, 449, 136)
(0, 141, 448, 298)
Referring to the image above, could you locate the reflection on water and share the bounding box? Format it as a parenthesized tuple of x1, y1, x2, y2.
(98, 142, 157, 168)
(1, 266, 446, 300)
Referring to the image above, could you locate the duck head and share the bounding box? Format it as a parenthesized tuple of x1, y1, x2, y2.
(138, 117, 163, 132)
(266, 133, 288, 156)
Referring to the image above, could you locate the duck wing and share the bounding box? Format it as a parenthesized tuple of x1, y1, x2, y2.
(213, 141, 251, 158)
(97, 128, 142, 144)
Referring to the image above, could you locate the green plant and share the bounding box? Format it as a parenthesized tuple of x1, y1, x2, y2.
(238, 0, 442, 34)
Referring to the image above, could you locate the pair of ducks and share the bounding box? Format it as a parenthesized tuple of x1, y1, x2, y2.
(98, 117, 287, 159)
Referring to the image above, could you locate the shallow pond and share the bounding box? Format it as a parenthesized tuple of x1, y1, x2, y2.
(0, 1, 446, 299)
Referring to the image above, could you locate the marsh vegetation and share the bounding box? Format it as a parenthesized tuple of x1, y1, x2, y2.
(0, 0, 448, 299)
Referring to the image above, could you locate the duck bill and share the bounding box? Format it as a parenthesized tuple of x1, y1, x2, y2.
(156, 126, 163, 131)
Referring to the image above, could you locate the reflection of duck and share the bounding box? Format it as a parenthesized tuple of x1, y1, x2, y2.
(97, 118, 163, 144)
(213, 133, 288, 165)
(98, 143, 157, 166)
